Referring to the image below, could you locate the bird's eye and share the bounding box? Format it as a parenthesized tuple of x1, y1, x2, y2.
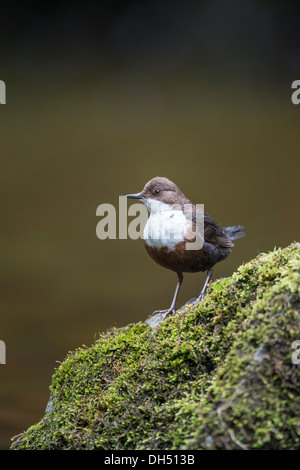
(155, 189, 160, 194)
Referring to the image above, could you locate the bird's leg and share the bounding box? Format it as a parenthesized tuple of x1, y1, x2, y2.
(153, 272, 183, 318)
(195, 268, 213, 302)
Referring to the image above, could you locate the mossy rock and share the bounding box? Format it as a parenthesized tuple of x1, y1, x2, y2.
(11, 243, 300, 450)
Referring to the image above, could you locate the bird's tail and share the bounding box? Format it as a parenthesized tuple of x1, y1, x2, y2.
(223, 225, 245, 241)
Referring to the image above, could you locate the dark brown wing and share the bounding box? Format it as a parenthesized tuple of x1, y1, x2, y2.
(203, 212, 234, 247)
(186, 205, 234, 249)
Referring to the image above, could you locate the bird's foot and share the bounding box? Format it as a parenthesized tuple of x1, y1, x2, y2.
(152, 308, 176, 318)
(145, 308, 176, 328)
(192, 292, 206, 305)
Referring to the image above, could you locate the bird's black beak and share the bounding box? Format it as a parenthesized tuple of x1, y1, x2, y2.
(126, 193, 143, 199)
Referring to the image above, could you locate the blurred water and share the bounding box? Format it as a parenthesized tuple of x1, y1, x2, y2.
(1, 73, 299, 448)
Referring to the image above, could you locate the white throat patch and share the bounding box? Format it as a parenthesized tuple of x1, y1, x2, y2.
(143, 199, 188, 251)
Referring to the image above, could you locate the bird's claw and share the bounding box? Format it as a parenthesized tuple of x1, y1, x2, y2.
(152, 308, 176, 318)
(192, 292, 206, 305)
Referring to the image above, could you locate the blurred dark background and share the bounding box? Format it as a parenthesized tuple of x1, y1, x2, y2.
(1, 0, 300, 449)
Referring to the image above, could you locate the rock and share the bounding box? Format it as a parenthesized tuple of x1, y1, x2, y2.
(11, 243, 300, 450)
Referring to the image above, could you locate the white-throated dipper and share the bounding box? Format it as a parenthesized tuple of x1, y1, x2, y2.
(126, 177, 245, 318)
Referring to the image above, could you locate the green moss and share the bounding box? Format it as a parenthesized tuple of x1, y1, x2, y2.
(11, 243, 300, 450)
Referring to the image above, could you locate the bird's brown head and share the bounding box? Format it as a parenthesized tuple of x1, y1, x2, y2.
(126, 177, 190, 212)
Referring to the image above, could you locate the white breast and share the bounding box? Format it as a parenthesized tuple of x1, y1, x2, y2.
(143, 199, 188, 252)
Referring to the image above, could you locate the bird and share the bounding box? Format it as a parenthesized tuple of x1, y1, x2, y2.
(126, 177, 245, 318)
